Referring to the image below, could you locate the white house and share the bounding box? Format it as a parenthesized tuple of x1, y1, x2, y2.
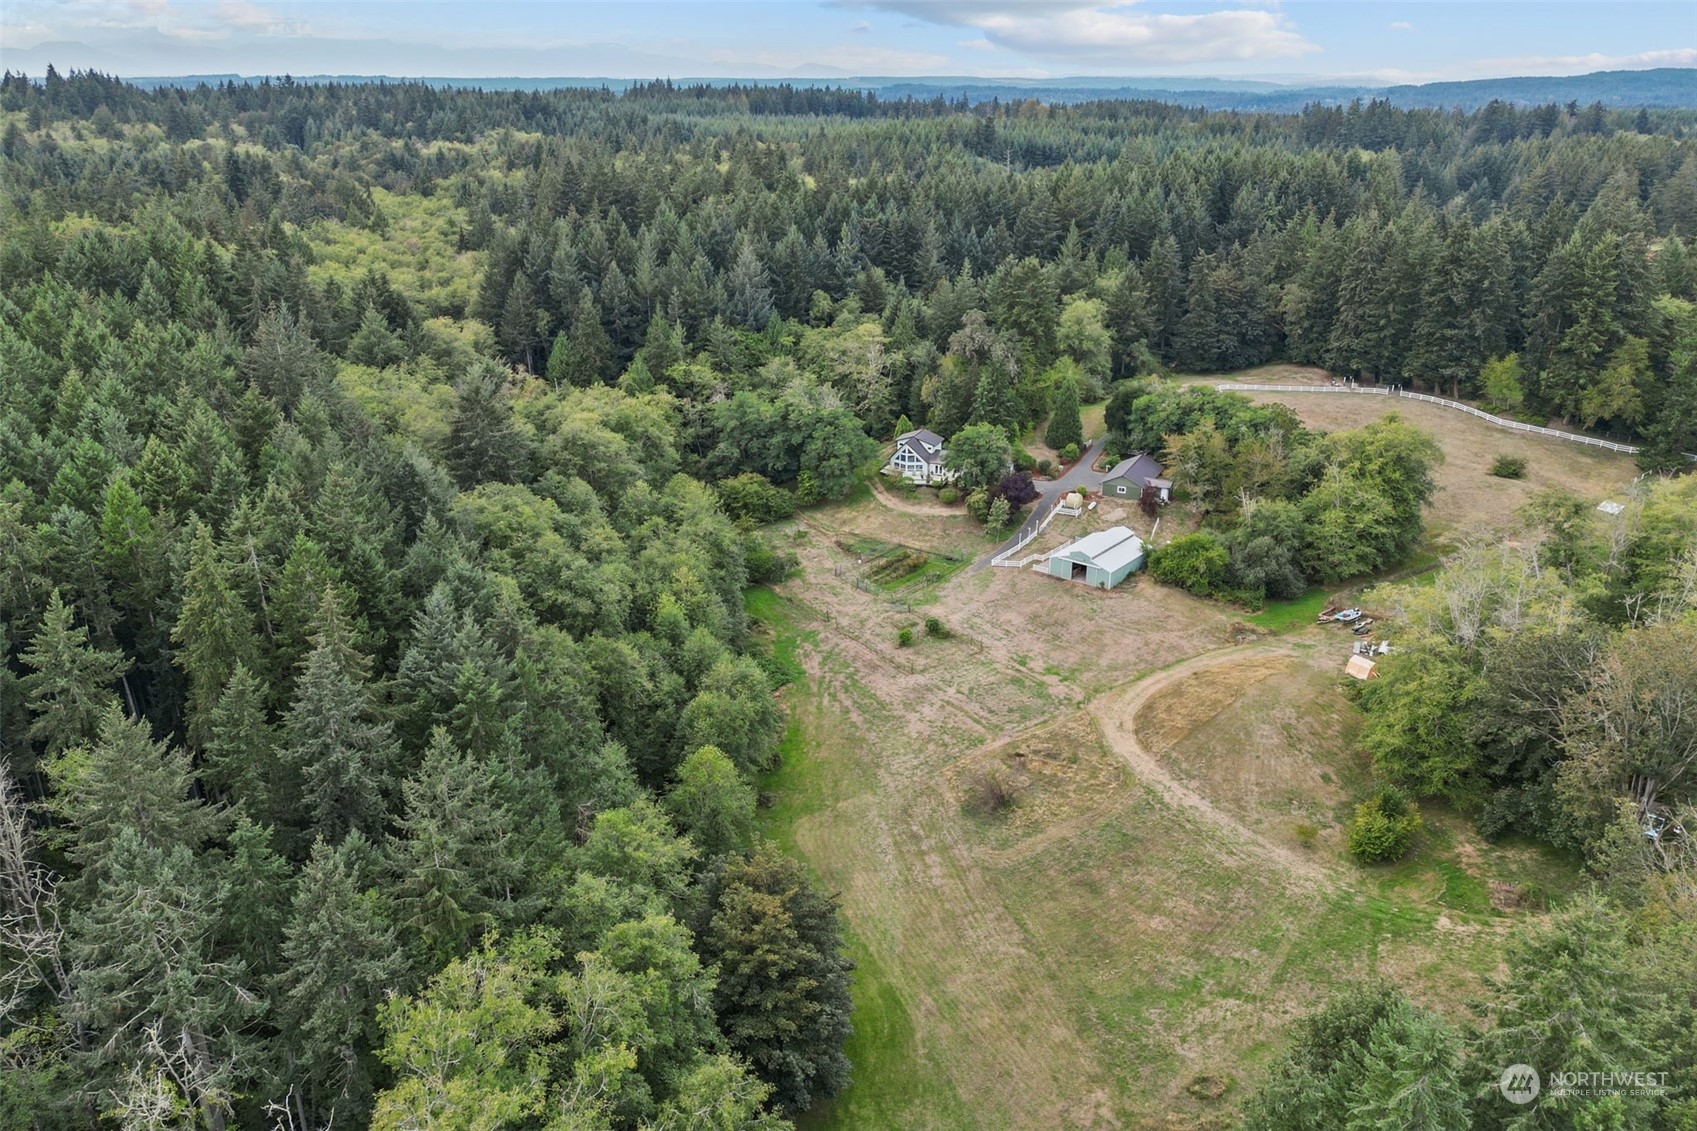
(884, 428, 953, 484)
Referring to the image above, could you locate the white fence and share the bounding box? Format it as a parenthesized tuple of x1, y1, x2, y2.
(1218, 384, 1642, 454)
(992, 499, 1075, 567)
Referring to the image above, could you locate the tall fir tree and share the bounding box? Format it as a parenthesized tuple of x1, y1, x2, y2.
(20, 588, 130, 765)
(273, 831, 406, 1127)
(1044, 373, 1084, 453)
(172, 524, 256, 749)
(277, 594, 396, 848)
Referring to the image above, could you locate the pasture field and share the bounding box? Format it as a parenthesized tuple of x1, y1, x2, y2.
(752, 480, 1580, 1129)
(1198, 368, 1642, 541)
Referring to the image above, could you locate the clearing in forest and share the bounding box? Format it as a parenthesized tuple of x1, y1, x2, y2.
(1203, 369, 1641, 540)
(754, 492, 1580, 1131)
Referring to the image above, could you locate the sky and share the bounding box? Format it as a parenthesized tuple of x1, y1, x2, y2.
(2, 1, 1694, 86)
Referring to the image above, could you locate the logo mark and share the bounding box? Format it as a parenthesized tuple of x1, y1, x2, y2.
(1501, 1064, 1540, 1104)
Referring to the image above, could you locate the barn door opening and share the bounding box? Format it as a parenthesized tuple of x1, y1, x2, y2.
(1071, 562, 1087, 582)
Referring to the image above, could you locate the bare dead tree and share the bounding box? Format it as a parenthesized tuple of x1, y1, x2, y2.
(0, 763, 68, 1024)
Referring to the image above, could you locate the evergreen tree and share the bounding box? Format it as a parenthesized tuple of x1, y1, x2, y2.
(723, 243, 775, 330)
(47, 705, 225, 884)
(201, 662, 276, 814)
(968, 363, 1021, 440)
(638, 308, 685, 380)
(497, 272, 543, 371)
(20, 588, 129, 762)
(273, 832, 406, 1127)
(565, 290, 612, 386)
(444, 370, 527, 488)
(1044, 373, 1084, 453)
(64, 828, 261, 1130)
(346, 304, 407, 368)
(172, 524, 256, 749)
(215, 815, 292, 984)
(277, 601, 397, 847)
(242, 306, 330, 414)
(390, 728, 520, 964)
(703, 842, 853, 1114)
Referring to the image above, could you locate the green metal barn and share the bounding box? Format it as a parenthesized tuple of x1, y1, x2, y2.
(1045, 526, 1145, 590)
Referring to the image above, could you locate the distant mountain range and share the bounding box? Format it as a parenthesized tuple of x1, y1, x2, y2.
(112, 67, 1697, 111)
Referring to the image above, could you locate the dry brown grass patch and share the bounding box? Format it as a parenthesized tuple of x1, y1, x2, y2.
(1228, 391, 1638, 538)
(1135, 656, 1296, 753)
(948, 713, 1127, 844)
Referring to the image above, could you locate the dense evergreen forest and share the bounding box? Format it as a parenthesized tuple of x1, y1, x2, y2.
(2, 69, 1696, 1129)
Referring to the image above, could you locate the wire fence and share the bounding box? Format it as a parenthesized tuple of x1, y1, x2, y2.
(1218, 383, 1643, 454)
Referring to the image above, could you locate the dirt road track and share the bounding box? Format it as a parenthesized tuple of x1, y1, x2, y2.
(1088, 643, 1336, 888)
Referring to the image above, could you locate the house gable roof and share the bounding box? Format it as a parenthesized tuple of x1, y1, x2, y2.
(1104, 454, 1165, 487)
(894, 429, 947, 463)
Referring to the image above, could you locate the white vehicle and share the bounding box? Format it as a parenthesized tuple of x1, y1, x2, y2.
(1645, 814, 1687, 842)
(1333, 607, 1363, 623)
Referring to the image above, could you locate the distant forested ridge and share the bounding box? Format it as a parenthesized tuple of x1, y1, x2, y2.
(114, 67, 1697, 113)
(0, 69, 1695, 1129)
(7, 67, 1691, 460)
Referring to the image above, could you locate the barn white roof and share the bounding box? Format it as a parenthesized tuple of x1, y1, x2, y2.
(1058, 525, 1144, 572)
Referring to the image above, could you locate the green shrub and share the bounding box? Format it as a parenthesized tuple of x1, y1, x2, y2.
(897, 626, 914, 647)
(1012, 447, 1037, 472)
(716, 472, 798, 524)
(924, 616, 946, 638)
(1060, 442, 1080, 462)
(937, 486, 960, 505)
(1347, 786, 1422, 864)
(1037, 458, 1053, 475)
(965, 489, 990, 522)
(1489, 455, 1527, 479)
(743, 534, 797, 584)
(1149, 533, 1230, 596)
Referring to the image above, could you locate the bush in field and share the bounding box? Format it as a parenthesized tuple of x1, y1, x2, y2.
(924, 617, 946, 638)
(937, 486, 960, 505)
(1149, 533, 1230, 596)
(743, 534, 797, 584)
(1347, 787, 1422, 864)
(897, 627, 914, 647)
(1489, 455, 1527, 479)
(1060, 442, 1080, 463)
(963, 766, 1026, 816)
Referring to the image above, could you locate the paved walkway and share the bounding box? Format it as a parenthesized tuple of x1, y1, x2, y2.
(977, 437, 1111, 568)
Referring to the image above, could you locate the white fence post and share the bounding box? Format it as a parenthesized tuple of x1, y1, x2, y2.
(1213, 384, 1647, 455)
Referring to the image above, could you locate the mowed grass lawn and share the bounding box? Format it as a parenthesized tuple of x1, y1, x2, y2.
(748, 550, 1581, 1128)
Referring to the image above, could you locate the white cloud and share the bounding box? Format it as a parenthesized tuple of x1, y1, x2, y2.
(1469, 46, 1697, 75)
(959, 37, 996, 52)
(1388, 21, 1415, 33)
(214, 0, 294, 33)
(844, 1, 1316, 66)
(850, 19, 872, 33)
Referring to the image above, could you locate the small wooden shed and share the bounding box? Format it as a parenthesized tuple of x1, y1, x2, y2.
(1345, 654, 1379, 680)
